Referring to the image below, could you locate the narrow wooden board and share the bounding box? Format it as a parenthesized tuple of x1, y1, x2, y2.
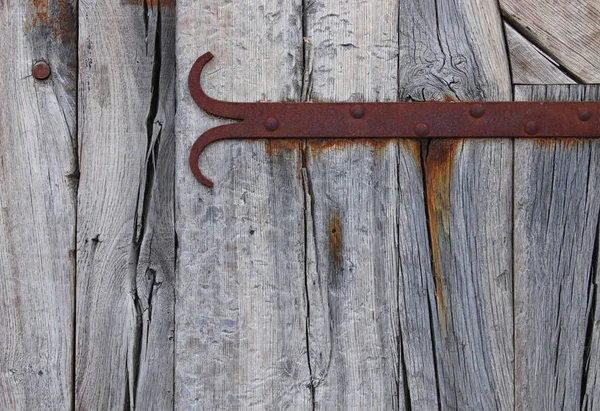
(76, 2, 175, 409)
(514, 84, 600, 411)
(398, 0, 514, 409)
(303, 1, 403, 408)
(500, 0, 600, 83)
(175, 1, 311, 409)
(504, 23, 576, 85)
(0, 1, 76, 409)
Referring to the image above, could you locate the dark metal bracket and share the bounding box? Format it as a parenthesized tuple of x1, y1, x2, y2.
(189, 52, 599, 187)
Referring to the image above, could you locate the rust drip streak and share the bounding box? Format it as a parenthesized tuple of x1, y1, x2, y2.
(329, 209, 342, 272)
(535, 137, 588, 149)
(422, 139, 459, 334)
(27, 0, 76, 41)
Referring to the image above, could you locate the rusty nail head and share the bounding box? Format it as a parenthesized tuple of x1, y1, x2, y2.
(578, 108, 592, 122)
(414, 123, 429, 137)
(32, 60, 51, 80)
(351, 105, 365, 119)
(525, 121, 538, 135)
(470, 104, 485, 118)
(264, 117, 279, 131)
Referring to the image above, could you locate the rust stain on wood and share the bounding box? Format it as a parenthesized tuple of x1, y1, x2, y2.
(124, 0, 175, 8)
(534, 137, 588, 149)
(263, 139, 302, 156)
(27, 0, 75, 41)
(307, 138, 395, 155)
(329, 209, 343, 272)
(422, 139, 460, 333)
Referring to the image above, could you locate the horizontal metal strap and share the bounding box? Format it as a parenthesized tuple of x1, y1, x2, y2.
(189, 52, 599, 187)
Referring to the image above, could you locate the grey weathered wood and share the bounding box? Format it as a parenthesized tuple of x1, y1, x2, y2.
(0, 1, 76, 409)
(398, 0, 514, 410)
(175, 2, 311, 410)
(583, 222, 600, 410)
(500, 0, 600, 83)
(76, 2, 175, 409)
(504, 23, 576, 84)
(303, 1, 403, 408)
(514, 85, 600, 411)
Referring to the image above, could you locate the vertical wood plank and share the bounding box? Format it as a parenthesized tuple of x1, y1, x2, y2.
(303, 1, 403, 409)
(176, 1, 311, 409)
(398, 0, 514, 409)
(76, 1, 175, 409)
(514, 85, 600, 411)
(0, 1, 76, 409)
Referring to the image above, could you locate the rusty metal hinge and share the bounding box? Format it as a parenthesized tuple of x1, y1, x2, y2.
(189, 52, 599, 187)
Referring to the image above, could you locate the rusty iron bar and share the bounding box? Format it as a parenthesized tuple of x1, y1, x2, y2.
(189, 52, 599, 187)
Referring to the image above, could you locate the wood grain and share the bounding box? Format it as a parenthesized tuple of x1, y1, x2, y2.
(0, 1, 76, 409)
(505, 22, 576, 85)
(398, 0, 514, 409)
(303, 0, 402, 408)
(175, 1, 311, 409)
(500, 0, 600, 83)
(76, 2, 175, 409)
(514, 84, 600, 411)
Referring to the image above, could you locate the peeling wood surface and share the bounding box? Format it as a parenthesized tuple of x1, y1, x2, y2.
(514, 84, 600, 411)
(0, 1, 76, 409)
(505, 23, 576, 85)
(176, 1, 312, 410)
(399, 0, 514, 409)
(76, 1, 175, 409)
(500, 0, 600, 83)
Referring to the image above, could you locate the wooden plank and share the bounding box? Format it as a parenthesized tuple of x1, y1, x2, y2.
(76, 1, 175, 409)
(0, 1, 76, 409)
(504, 23, 576, 84)
(500, 0, 600, 83)
(398, 0, 514, 410)
(583, 221, 600, 410)
(514, 85, 600, 411)
(175, 2, 311, 410)
(303, 1, 403, 409)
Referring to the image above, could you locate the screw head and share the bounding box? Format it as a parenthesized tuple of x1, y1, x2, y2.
(264, 117, 279, 132)
(32, 60, 51, 80)
(414, 122, 430, 137)
(470, 104, 485, 118)
(525, 121, 538, 135)
(578, 108, 592, 122)
(351, 105, 365, 119)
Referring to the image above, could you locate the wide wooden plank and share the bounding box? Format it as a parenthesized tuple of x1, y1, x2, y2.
(76, 2, 175, 409)
(0, 1, 76, 409)
(175, 1, 311, 409)
(504, 23, 576, 85)
(398, 0, 514, 410)
(303, 1, 402, 409)
(500, 0, 600, 83)
(514, 85, 600, 411)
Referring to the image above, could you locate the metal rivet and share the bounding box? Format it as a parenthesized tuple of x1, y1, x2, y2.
(578, 108, 592, 122)
(470, 104, 485, 118)
(525, 121, 538, 135)
(264, 117, 279, 131)
(32, 60, 51, 80)
(414, 122, 429, 137)
(351, 105, 365, 119)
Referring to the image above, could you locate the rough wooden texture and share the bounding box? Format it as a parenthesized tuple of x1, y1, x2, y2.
(176, 2, 311, 410)
(504, 23, 576, 85)
(76, 2, 175, 409)
(399, 0, 514, 410)
(514, 85, 600, 411)
(500, 0, 600, 83)
(303, 1, 403, 409)
(0, 1, 76, 409)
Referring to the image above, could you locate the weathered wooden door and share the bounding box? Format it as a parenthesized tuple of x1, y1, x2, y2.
(2, 0, 600, 410)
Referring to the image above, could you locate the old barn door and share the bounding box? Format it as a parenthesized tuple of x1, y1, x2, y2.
(176, 0, 600, 410)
